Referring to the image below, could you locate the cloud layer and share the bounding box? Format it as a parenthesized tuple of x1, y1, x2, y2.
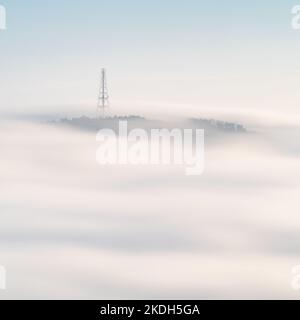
(0, 120, 300, 299)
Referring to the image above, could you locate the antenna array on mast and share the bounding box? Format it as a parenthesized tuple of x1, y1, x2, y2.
(97, 68, 109, 118)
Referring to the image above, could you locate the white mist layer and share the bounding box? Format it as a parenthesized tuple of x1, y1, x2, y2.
(0, 121, 300, 299)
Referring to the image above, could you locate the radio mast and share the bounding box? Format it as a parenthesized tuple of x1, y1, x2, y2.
(97, 68, 109, 118)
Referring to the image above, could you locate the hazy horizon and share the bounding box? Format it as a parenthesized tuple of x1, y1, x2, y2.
(1, 0, 300, 120)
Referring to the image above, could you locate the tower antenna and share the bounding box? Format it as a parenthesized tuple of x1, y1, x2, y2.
(97, 68, 109, 118)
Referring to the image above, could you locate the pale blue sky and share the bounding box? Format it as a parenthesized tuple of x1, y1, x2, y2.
(1, 0, 300, 119)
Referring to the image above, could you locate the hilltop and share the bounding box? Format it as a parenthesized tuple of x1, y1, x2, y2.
(50, 115, 246, 135)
